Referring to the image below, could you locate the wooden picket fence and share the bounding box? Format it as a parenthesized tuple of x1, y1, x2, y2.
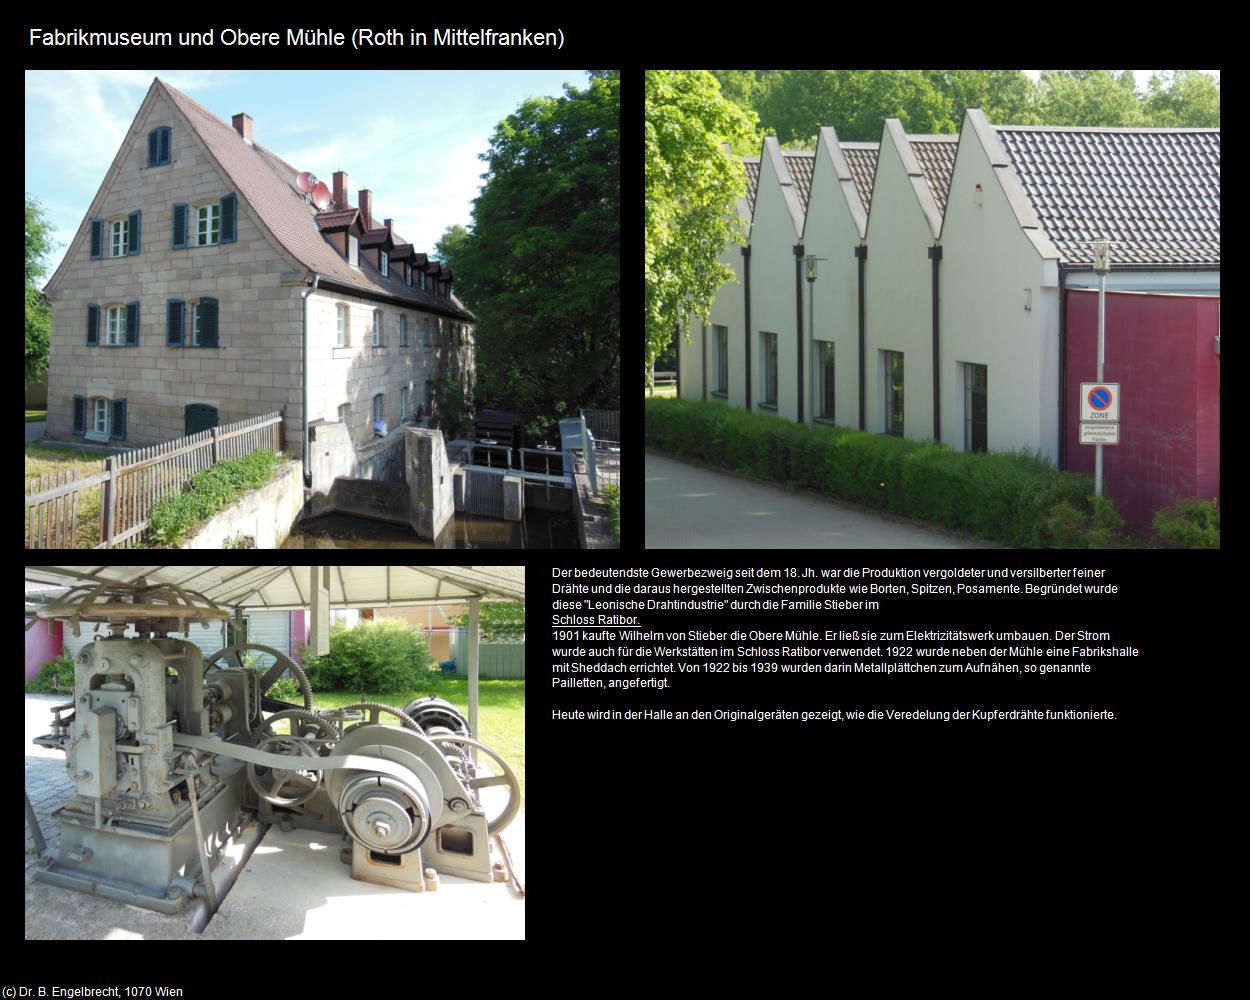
(25, 411, 284, 549)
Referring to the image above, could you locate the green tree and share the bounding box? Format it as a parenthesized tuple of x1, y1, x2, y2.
(26, 194, 56, 386)
(926, 70, 1040, 125)
(448, 601, 525, 642)
(1144, 71, 1220, 127)
(433, 223, 472, 299)
(453, 74, 619, 423)
(1035, 70, 1145, 126)
(645, 70, 756, 383)
(756, 70, 957, 144)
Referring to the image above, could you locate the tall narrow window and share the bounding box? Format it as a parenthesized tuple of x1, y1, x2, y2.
(400, 315, 408, 346)
(106, 306, 126, 346)
(372, 393, 384, 426)
(110, 218, 129, 257)
(336, 304, 348, 347)
(348, 234, 359, 267)
(817, 342, 835, 420)
(196, 203, 220, 246)
(338, 403, 350, 424)
(400, 386, 409, 421)
(964, 363, 988, 453)
(380, 250, 389, 277)
(93, 398, 109, 434)
(884, 350, 904, 436)
(372, 310, 382, 346)
(761, 331, 778, 407)
(717, 327, 728, 395)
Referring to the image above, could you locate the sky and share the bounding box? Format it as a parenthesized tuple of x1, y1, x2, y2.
(25, 69, 588, 279)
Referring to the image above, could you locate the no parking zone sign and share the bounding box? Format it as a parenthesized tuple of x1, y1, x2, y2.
(1080, 382, 1120, 422)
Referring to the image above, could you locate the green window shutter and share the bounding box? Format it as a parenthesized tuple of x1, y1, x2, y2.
(159, 127, 171, 164)
(90, 219, 103, 259)
(110, 399, 127, 441)
(72, 396, 86, 435)
(220, 193, 237, 243)
(167, 300, 184, 347)
(128, 210, 141, 254)
(201, 298, 219, 347)
(86, 304, 99, 346)
(126, 301, 140, 345)
(172, 203, 188, 249)
(148, 129, 159, 166)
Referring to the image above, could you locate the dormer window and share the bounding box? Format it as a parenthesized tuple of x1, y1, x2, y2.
(405, 263, 411, 286)
(380, 250, 389, 277)
(348, 234, 359, 267)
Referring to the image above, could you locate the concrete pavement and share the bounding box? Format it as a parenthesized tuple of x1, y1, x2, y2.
(646, 450, 993, 549)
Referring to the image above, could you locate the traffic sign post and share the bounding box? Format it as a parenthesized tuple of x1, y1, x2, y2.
(1080, 382, 1120, 422)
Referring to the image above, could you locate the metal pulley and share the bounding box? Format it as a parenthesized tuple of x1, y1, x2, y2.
(338, 774, 431, 855)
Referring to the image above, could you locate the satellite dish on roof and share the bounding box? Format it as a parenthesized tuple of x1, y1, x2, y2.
(312, 181, 332, 210)
(296, 171, 317, 194)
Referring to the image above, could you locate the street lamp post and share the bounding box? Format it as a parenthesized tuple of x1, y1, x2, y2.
(804, 256, 825, 423)
(1092, 239, 1111, 498)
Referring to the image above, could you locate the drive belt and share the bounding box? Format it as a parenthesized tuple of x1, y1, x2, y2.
(173, 733, 417, 783)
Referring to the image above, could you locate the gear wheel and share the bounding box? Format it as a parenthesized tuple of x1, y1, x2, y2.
(259, 708, 338, 741)
(340, 701, 425, 735)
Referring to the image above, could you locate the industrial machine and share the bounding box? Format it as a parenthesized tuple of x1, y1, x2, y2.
(29, 578, 520, 930)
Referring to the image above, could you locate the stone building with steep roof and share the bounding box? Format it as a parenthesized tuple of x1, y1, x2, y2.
(42, 77, 475, 477)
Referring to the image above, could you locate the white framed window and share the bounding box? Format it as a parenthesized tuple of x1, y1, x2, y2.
(336, 303, 348, 347)
(380, 250, 389, 277)
(400, 315, 408, 346)
(816, 341, 835, 420)
(400, 386, 409, 421)
(372, 393, 384, 425)
(110, 218, 128, 257)
(338, 403, 350, 424)
(761, 331, 778, 407)
(884, 350, 904, 436)
(196, 203, 220, 247)
(348, 234, 359, 267)
(964, 363, 988, 453)
(106, 305, 125, 346)
(372, 310, 381, 346)
(192, 303, 202, 346)
(93, 398, 109, 434)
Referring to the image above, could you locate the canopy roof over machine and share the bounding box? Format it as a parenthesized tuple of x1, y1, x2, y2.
(23, 566, 525, 609)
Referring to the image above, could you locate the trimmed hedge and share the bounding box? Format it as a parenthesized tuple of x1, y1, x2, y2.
(646, 397, 1124, 548)
(149, 450, 280, 547)
(303, 620, 434, 693)
(1153, 498, 1219, 549)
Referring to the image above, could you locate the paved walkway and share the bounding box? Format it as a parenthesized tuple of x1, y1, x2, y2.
(646, 451, 992, 549)
(25, 695, 74, 877)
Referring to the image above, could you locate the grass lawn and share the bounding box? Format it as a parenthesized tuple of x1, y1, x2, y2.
(646, 384, 677, 398)
(25, 410, 47, 422)
(24, 443, 122, 548)
(307, 676, 525, 810)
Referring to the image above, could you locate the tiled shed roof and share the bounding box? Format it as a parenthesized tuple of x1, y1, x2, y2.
(840, 143, 879, 213)
(743, 158, 761, 214)
(159, 80, 473, 319)
(995, 126, 1221, 266)
(908, 136, 958, 216)
(782, 151, 816, 212)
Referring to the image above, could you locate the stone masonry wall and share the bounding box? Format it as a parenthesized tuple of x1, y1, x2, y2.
(45, 88, 304, 451)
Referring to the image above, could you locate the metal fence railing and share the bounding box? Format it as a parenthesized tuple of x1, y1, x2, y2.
(25, 411, 283, 549)
(581, 408, 620, 443)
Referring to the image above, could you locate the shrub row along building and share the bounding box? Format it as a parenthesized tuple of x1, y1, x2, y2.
(677, 109, 1220, 530)
(44, 78, 475, 476)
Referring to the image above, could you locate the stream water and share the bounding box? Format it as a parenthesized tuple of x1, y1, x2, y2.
(281, 508, 579, 548)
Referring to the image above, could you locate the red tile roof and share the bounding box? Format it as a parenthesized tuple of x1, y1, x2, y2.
(158, 79, 473, 319)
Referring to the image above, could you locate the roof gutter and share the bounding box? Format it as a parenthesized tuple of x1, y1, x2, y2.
(301, 272, 323, 487)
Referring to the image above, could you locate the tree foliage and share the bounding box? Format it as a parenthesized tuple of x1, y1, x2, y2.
(645, 70, 757, 381)
(434, 223, 471, 268)
(1035, 70, 1145, 126)
(451, 74, 619, 426)
(448, 601, 525, 642)
(26, 194, 56, 386)
(1144, 71, 1220, 127)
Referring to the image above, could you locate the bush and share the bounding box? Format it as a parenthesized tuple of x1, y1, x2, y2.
(303, 620, 434, 693)
(1154, 498, 1220, 549)
(646, 397, 1128, 548)
(266, 676, 303, 702)
(25, 653, 75, 693)
(148, 450, 279, 546)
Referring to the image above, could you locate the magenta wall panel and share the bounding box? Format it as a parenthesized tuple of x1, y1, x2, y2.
(1065, 289, 1220, 533)
(26, 615, 63, 682)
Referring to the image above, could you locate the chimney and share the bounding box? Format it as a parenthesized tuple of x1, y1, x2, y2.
(333, 171, 349, 211)
(232, 113, 253, 144)
(358, 189, 372, 231)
